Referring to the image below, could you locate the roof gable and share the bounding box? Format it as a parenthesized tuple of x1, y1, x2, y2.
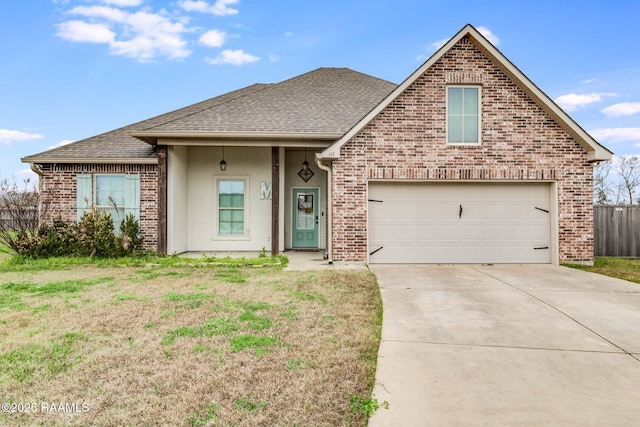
(320, 24, 612, 162)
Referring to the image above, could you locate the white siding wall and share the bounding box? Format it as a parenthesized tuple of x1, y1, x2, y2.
(185, 146, 272, 252)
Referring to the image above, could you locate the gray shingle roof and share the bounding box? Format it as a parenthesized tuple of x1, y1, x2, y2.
(141, 68, 397, 135)
(22, 84, 268, 163)
(23, 68, 396, 163)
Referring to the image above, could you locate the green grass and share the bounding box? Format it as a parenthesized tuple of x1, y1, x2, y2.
(0, 260, 381, 426)
(229, 334, 278, 354)
(163, 292, 217, 302)
(0, 332, 86, 383)
(286, 358, 310, 371)
(131, 269, 190, 283)
(232, 396, 267, 412)
(0, 253, 288, 273)
(2, 278, 111, 295)
(565, 257, 640, 284)
(238, 311, 273, 331)
(162, 317, 239, 345)
(188, 403, 221, 426)
(215, 267, 248, 283)
(0, 278, 112, 313)
(114, 294, 137, 301)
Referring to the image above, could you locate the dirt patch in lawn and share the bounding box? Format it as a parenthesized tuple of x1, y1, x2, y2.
(0, 263, 383, 426)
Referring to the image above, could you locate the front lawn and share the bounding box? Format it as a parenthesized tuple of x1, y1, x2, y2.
(566, 257, 640, 285)
(0, 256, 383, 426)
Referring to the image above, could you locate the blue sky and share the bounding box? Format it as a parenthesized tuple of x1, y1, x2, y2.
(2, 0, 639, 185)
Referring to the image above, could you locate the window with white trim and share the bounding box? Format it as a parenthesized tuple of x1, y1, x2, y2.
(447, 86, 481, 144)
(217, 179, 246, 236)
(76, 174, 140, 231)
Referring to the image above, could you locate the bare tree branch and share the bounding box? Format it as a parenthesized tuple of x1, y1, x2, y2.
(616, 156, 640, 204)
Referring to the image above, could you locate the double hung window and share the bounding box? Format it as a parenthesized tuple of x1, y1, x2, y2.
(217, 179, 246, 236)
(447, 86, 481, 144)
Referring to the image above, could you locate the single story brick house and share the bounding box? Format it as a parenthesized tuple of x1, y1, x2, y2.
(23, 24, 611, 264)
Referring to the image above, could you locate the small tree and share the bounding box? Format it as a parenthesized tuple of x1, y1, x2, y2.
(0, 175, 49, 253)
(616, 156, 640, 204)
(593, 160, 613, 204)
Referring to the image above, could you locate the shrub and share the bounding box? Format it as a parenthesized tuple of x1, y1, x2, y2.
(4, 209, 143, 259)
(76, 209, 118, 258)
(118, 213, 143, 255)
(37, 220, 77, 257)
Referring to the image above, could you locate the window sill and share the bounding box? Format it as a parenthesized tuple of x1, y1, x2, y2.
(214, 235, 251, 241)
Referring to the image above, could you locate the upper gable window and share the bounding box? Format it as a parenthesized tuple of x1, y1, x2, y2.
(447, 86, 481, 144)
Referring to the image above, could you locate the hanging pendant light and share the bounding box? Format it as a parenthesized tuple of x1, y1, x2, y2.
(219, 146, 227, 171)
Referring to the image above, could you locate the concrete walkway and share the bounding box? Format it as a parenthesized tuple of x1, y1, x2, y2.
(368, 264, 640, 426)
(177, 250, 366, 271)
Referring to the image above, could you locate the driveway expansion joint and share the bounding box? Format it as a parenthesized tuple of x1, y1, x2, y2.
(382, 338, 628, 354)
(470, 266, 639, 362)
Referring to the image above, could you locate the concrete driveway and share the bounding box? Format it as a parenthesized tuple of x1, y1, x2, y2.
(368, 264, 640, 426)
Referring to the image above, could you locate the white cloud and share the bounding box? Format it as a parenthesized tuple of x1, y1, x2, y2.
(199, 29, 226, 47)
(205, 49, 259, 65)
(48, 139, 75, 149)
(602, 102, 640, 118)
(0, 129, 44, 145)
(580, 78, 597, 84)
(554, 92, 617, 112)
(589, 128, 640, 143)
(476, 26, 500, 45)
(57, 20, 116, 43)
(67, 5, 128, 21)
(58, 5, 191, 61)
(178, 0, 239, 16)
(430, 38, 448, 50)
(97, 0, 143, 6)
(284, 32, 293, 37)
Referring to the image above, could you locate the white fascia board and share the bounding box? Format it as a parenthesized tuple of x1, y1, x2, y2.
(21, 157, 158, 164)
(131, 131, 342, 141)
(158, 139, 333, 148)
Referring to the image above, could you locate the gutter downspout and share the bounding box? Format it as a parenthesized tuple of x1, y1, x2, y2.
(29, 163, 44, 226)
(315, 154, 333, 264)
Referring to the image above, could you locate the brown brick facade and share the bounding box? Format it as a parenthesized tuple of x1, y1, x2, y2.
(331, 36, 594, 263)
(38, 163, 158, 251)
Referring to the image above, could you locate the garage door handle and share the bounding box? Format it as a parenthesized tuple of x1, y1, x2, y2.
(534, 246, 549, 250)
(459, 204, 463, 219)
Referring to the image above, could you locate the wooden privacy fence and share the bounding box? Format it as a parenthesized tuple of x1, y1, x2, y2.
(0, 207, 37, 230)
(594, 205, 640, 257)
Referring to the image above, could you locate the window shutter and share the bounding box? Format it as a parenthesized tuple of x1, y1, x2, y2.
(124, 174, 140, 220)
(76, 174, 93, 221)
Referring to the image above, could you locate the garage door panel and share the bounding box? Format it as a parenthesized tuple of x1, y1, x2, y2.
(368, 183, 552, 263)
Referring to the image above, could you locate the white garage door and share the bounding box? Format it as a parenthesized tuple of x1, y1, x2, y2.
(368, 182, 552, 263)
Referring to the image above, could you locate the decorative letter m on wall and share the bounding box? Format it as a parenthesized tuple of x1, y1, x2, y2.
(260, 182, 272, 200)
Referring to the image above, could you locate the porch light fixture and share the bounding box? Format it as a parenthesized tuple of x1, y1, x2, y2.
(298, 149, 314, 182)
(219, 146, 227, 171)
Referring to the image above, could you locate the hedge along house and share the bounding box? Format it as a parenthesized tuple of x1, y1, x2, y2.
(23, 25, 611, 264)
